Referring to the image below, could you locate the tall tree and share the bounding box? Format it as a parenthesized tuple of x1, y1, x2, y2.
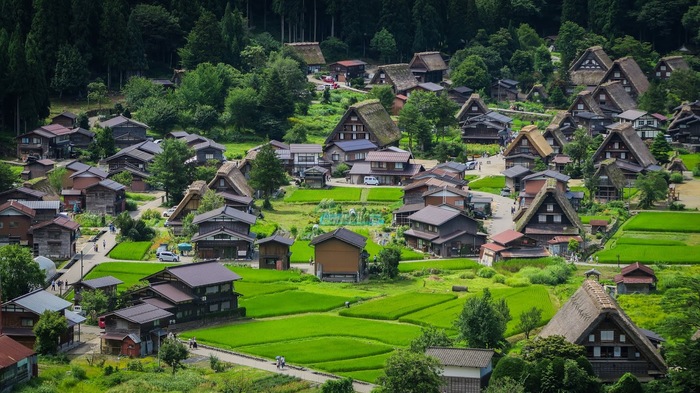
(370, 28, 397, 63)
(51, 44, 89, 98)
(197, 189, 225, 214)
(22, 31, 51, 130)
(136, 95, 179, 134)
(368, 85, 395, 113)
(0, 245, 45, 301)
(377, 350, 443, 393)
(224, 87, 259, 133)
(100, 0, 128, 89)
(556, 21, 586, 71)
(650, 132, 672, 165)
(159, 337, 189, 374)
(561, 0, 587, 27)
(248, 143, 287, 208)
(0, 162, 17, 192)
(409, 326, 454, 353)
(147, 138, 194, 204)
(124, 13, 148, 77)
(455, 288, 511, 349)
(412, 0, 440, 52)
(398, 102, 432, 152)
(179, 11, 226, 70)
(451, 55, 490, 91)
(638, 81, 668, 114)
(70, 0, 101, 67)
(221, 4, 249, 68)
(28, 0, 71, 79)
(517, 306, 542, 339)
(379, 0, 414, 60)
(635, 171, 668, 209)
(129, 4, 182, 65)
(33, 310, 67, 355)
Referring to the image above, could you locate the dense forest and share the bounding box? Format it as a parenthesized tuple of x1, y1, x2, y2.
(1, 0, 699, 136)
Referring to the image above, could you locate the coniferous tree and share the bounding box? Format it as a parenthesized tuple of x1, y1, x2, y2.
(561, 0, 587, 27)
(51, 44, 89, 97)
(249, 143, 287, 208)
(379, 0, 414, 60)
(100, 0, 128, 88)
(412, 0, 440, 52)
(221, 4, 249, 68)
(179, 11, 226, 69)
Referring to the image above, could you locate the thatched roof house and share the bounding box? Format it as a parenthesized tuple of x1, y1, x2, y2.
(654, 56, 689, 79)
(592, 123, 657, 175)
(568, 46, 613, 87)
(600, 57, 650, 99)
(539, 280, 667, 381)
(503, 125, 554, 165)
(285, 42, 325, 73)
(456, 94, 490, 123)
(369, 64, 419, 94)
(514, 178, 583, 242)
(326, 99, 401, 148)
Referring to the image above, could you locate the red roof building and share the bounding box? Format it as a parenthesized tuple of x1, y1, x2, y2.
(614, 262, 657, 294)
(0, 335, 38, 389)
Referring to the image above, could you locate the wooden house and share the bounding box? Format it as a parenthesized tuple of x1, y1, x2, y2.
(0, 289, 85, 350)
(422, 186, 471, 211)
(392, 203, 425, 227)
(569, 82, 636, 121)
(99, 116, 149, 148)
(328, 60, 367, 83)
(514, 178, 584, 245)
(51, 111, 78, 128)
(593, 158, 628, 202)
(592, 123, 659, 181)
(69, 127, 95, 151)
(368, 64, 419, 95)
(501, 165, 532, 195)
(0, 335, 37, 390)
(326, 99, 402, 148)
(190, 138, 226, 164)
(425, 347, 494, 392)
(207, 161, 254, 210)
(0, 187, 45, 205)
(21, 159, 55, 180)
(568, 46, 613, 88)
(166, 180, 208, 234)
(84, 179, 126, 215)
(447, 86, 474, 105)
(302, 166, 329, 188)
(589, 219, 609, 234)
(347, 150, 423, 185)
(73, 276, 123, 306)
(570, 90, 606, 117)
(526, 84, 548, 103)
(289, 144, 326, 175)
(191, 206, 257, 260)
(490, 79, 519, 102)
(0, 201, 35, 247)
(503, 125, 554, 169)
(16, 124, 74, 160)
(455, 94, 490, 124)
(239, 140, 292, 177)
(105, 141, 162, 191)
(666, 102, 700, 144)
(546, 111, 578, 139)
(100, 303, 173, 356)
(460, 114, 512, 145)
(29, 216, 80, 260)
(256, 233, 295, 270)
(61, 189, 83, 213)
(600, 57, 650, 100)
(69, 165, 109, 191)
(409, 167, 467, 187)
(615, 262, 657, 294)
(539, 280, 667, 381)
(575, 110, 612, 137)
(480, 229, 548, 266)
(402, 177, 461, 205)
(616, 109, 664, 139)
(541, 125, 568, 155)
(547, 235, 584, 256)
(409, 51, 447, 83)
(517, 170, 571, 210)
(311, 227, 368, 282)
(654, 56, 689, 80)
(17, 201, 60, 224)
(131, 260, 243, 324)
(285, 42, 325, 74)
(324, 140, 378, 172)
(404, 205, 485, 257)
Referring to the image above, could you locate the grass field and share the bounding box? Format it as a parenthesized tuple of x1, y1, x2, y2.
(241, 290, 362, 318)
(468, 175, 505, 195)
(366, 188, 403, 202)
(108, 241, 152, 260)
(228, 266, 304, 282)
(339, 292, 456, 320)
(580, 215, 610, 224)
(285, 187, 362, 202)
(680, 153, 700, 171)
(596, 244, 700, 264)
(84, 262, 174, 290)
(624, 212, 700, 232)
(125, 192, 157, 201)
(398, 259, 480, 272)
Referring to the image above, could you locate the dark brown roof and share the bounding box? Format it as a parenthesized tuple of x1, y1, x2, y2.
(490, 229, 524, 246)
(29, 216, 80, 232)
(408, 205, 461, 226)
(659, 56, 689, 72)
(594, 81, 636, 113)
(207, 161, 254, 197)
(310, 227, 367, 249)
(541, 127, 568, 149)
(366, 151, 411, 163)
(0, 187, 46, 200)
(539, 280, 666, 374)
(370, 64, 419, 92)
(456, 94, 490, 122)
(594, 158, 627, 189)
(620, 262, 655, 277)
(109, 303, 173, 324)
(285, 42, 326, 65)
(425, 347, 494, 368)
(169, 180, 209, 221)
(603, 57, 649, 96)
(144, 260, 242, 288)
(0, 200, 36, 217)
(569, 90, 605, 116)
(568, 46, 613, 86)
(410, 51, 447, 72)
(256, 233, 295, 246)
(328, 100, 401, 147)
(0, 335, 35, 368)
(150, 283, 195, 303)
(192, 205, 257, 225)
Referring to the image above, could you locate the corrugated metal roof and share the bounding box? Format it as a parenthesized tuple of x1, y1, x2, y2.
(99, 115, 148, 129)
(366, 151, 411, 162)
(6, 289, 71, 314)
(0, 200, 36, 217)
(16, 200, 60, 211)
(330, 140, 378, 152)
(112, 303, 173, 324)
(256, 233, 295, 246)
(289, 144, 322, 154)
(407, 205, 461, 226)
(192, 205, 256, 225)
(426, 347, 494, 368)
(0, 335, 35, 368)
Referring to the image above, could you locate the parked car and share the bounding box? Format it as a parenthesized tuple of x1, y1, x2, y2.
(464, 161, 478, 170)
(156, 244, 168, 257)
(500, 187, 512, 197)
(158, 251, 180, 262)
(472, 210, 489, 219)
(322, 75, 334, 83)
(364, 176, 380, 185)
(162, 207, 177, 217)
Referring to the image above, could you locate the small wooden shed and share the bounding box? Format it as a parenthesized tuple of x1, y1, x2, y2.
(256, 233, 295, 270)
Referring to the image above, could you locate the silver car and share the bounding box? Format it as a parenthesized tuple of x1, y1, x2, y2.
(158, 251, 180, 262)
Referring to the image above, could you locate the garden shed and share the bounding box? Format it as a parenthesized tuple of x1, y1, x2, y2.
(302, 166, 329, 189)
(256, 233, 295, 270)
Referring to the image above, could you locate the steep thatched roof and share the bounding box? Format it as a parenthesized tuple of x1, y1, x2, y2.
(539, 280, 667, 375)
(526, 84, 548, 101)
(592, 123, 657, 168)
(666, 158, 688, 172)
(456, 94, 490, 123)
(503, 125, 554, 158)
(541, 126, 568, 149)
(208, 161, 254, 197)
(515, 178, 583, 234)
(410, 51, 447, 72)
(595, 81, 637, 113)
(603, 57, 649, 96)
(594, 158, 628, 189)
(327, 99, 401, 147)
(658, 55, 689, 72)
(284, 42, 325, 65)
(369, 64, 419, 93)
(169, 180, 208, 222)
(569, 46, 613, 86)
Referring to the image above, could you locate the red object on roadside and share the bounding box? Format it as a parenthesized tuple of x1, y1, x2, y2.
(98, 316, 105, 329)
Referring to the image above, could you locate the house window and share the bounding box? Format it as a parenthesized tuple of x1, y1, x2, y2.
(395, 162, 404, 169)
(116, 319, 128, 330)
(614, 347, 621, 357)
(577, 104, 584, 110)
(553, 214, 562, 223)
(365, 134, 369, 139)
(209, 303, 219, 312)
(538, 214, 546, 223)
(660, 65, 666, 70)
(221, 283, 231, 292)
(0, 222, 3, 228)
(219, 179, 225, 187)
(205, 285, 219, 294)
(332, 153, 340, 161)
(589, 334, 595, 342)
(521, 139, 527, 146)
(471, 106, 478, 111)
(205, 153, 214, 160)
(601, 330, 614, 341)
(352, 133, 357, 139)
(656, 71, 661, 77)
(221, 301, 231, 310)
(620, 152, 626, 159)
(9, 221, 17, 228)
(599, 94, 606, 101)
(455, 200, 463, 206)
(21, 318, 34, 327)
(613, 142, 619, 149)
(339, 133, 345, 140)
(614, 72, 620, 78)
(546, 204, 554, 212)
(21, 137, 29, 144)
(351, 116, 358, 121)
(356, 153, 365, 160)
(593, 346, 601, 357)
(625, 86, 631, 92)
(620, 334, 625, 342)
(606, 152, 611, 158)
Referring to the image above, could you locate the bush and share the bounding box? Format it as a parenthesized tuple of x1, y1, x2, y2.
(669, 202, 686, 211)
(141, 209, 161, 220)
(477, 267, 496, 278)
(459, 271, 476, 279)
(70, 365, 86, 380)
(492, 274, 506, 284)
(505, 277, 531, 287)
(332, 162, 350, 178)
(669, 172, 684, 183)
(125, 200, 138, 211)
(127, 360, 144, 372)
(103, 365, 115, 376)
(516, 263, 573, 285)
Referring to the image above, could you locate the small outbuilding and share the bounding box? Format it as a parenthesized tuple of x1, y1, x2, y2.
(425, 347, 494, 392)
(311, 227, 368, 282)
(33, 256, 57, 285)
(256, 233, 295, 270)
(302, 166, 330, 189)
(0, 335, 38, 390)
(615, 262, 657, 294)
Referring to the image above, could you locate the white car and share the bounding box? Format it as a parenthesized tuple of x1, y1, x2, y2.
(158, 251, 180, 262)
(364, 176, 380, 186)
(162, 207, 177, 217)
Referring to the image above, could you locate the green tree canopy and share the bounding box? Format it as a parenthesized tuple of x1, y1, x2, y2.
(368, 85, 395, 113)
(377, 349, 443, 393)
(159, 337, 189, 374)
(409, 326, 454, 353)
(0, 162, 18, 192)
(517, 306, 542, 339)
(147, 138, 194, 204)
(248, 143, 287, 208)
(0, 245, 45, 301)
(378, 246, 401, 279)
(370, 28, 397, 63)
(521, 335, 587, 362)
(34, 310, 67, 355)
(122, 76, 163, 111)
(178, 11, 225, 69)
(320, 377, 354, 393)
(451, 55, 490, 91)
(650, 132, 672, 165)
(455, 288, 511, 349)
(51, 44, 89, 97)
(635, 171, 668, 209)
(80, 289, 109, 325)
(197, 189, 225, 214)
(136, 95, 178, 134)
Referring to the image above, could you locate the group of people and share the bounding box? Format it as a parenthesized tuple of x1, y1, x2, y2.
(275, 356, 286, 369)
(50, 279, 68, 291)
(188, 337, 198, 348)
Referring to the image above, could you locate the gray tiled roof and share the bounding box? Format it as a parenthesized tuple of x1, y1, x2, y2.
(256, 233, 295, 246)
(408, 205, 460, 226)
(426, 347, 494, 368)
(16, 200, 61, 211)
(192, 205, 257, 225)
(4, 289, 71, 314)
(330, 140, 378, 152)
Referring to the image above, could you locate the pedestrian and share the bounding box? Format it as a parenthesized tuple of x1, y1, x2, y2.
(51, 280, 56, 291)
(193, 337, 198, 348)
(65, 280, 68, 289)
(103, 239, 106, 249)
(281, 356, 285, 369)
(94, 243, 98, 252)
(188, 338, 193, 348)
(276, 356, 281, 369)
(57, 280, 62, 289)
(478, 163, 482, 171)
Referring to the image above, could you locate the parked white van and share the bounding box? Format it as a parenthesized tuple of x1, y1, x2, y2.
(364, 176, 380, 185)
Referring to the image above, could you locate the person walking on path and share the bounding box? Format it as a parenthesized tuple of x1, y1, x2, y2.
(103, 239, 106, 249)
(51, 280, 56, 291)
(281, 356, 285, 369)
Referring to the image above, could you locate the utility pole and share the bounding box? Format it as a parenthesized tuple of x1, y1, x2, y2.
(80, 251, 84, 282)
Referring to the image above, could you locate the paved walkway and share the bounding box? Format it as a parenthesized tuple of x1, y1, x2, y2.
(189, 344, 375, 393)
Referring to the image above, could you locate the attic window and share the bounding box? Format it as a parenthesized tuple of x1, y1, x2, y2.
(577, 104, 584, 110)
(620, 334, 626, 342)
(546, 204, 554, 212)
(472, 106, 478, 111)
(660, 65, 666, 71)
(351, 116, 358, 121)
(601, 330, 614, 341)
(614, 72, 620, 78)
(553, 214, 561, 223)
